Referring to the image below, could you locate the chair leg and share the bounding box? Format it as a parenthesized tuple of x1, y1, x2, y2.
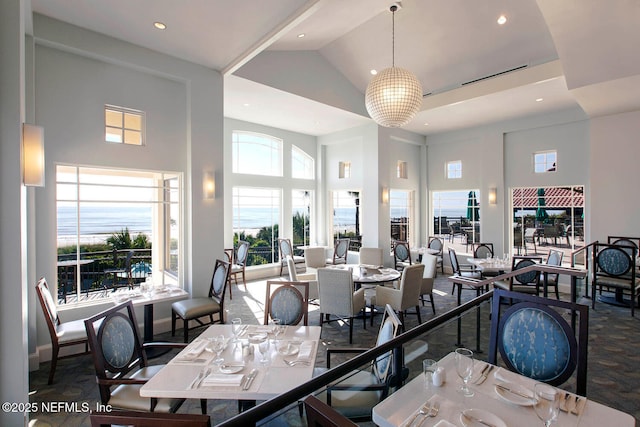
(430, 294, 436, 315)
(415, 305, 422, 324)
(48, 345, 59, 385)
(200, 399, 207, 414)
(171, 311, 176, 337)
(183, 319, 189, 343)
(349, 319, 353, 344)
(362, 308, 366, 330)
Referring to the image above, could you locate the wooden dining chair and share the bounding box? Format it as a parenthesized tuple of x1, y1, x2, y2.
(229, 241, 249, 289)
(302, 395, 358, 427)
(278, 237, 305, 275)
(327, 238, 349, 265)
(90, 410, 211, 427)
(392, 240, 412, 271)
(264, 280, 310, 326)
(427, 236, 444, 274)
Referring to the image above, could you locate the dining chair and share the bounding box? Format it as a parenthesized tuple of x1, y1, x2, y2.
(223, 248, 234, 299)
(171, 259, 230, 342)
(302, 395, 358, 427)
(392, 240, 412, 271)
(488, 289, 589, 396)
(305, 246, 327, 271)
(359, 247, 383, 267)
(493, 256, 543, 295)
(89, 410, 211, 427)
(427, 236, 444, 274)
(84, 301, 187, 413)
(317, 267, 366, 343)
(286, 256, 318, 301)
(103, 250, 134, 291)
(419, 254, 437, 315)
(327, 238, 349, 265)
(375, 263, 425, 330)
(317, 304, 403, 421)
(473, 243, 498, 278)
(448, 247, 482, 293)
(542, 249, 564, 299)
(278, 237, 305, 276)
(592, 242, 640, 317)
(523, 228, 538, 255)
(35, 277, 90, 384)
(263, 280, 310, 326)
(229, 241, 249, 289)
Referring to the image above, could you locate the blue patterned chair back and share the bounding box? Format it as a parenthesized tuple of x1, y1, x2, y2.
(474, 244, 493, 259)
(236, 241, 249, 265)
(597, 246, 633, 276)
(610, 238, 638, 258)
(373, 305, 402, 384)
(335, 239, 349, 258)
(428, 237, 443, 252)
(513, 258, 539, 284)
(498, 302, 576, 385)
(210, 259, 229, 299)
(265, 281, 309, 326)
(99, 312, 138, 372)
(279, 238, 293, 257)
(448, 248, 460, 274)
(394, 242, 410, 262)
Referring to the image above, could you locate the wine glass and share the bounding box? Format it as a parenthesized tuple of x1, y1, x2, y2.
(272, 318, 286, 344)
(534, 383, 560, 427)
(231, 318, 242, 347)
(257, 337, 271, 366)
(455, 347, 475, 397)
(209, 335, 226, 365)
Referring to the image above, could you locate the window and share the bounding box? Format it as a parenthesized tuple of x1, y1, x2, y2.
(397, 161, 408, 179)
(512, 186, 584, 257)
(534, 151, 557, 173)
(338, 161, 351, 179)
(232, 187, 281, 265)
(332, 190, 360, 242)
(105, 105, 144, 145)
(432, 190, 481, 252)
(447, 160, 462, 179)
(292, 190, 312, 248)
(390, 190, 413, 244)
(56, 166, 181, 305)
(292, 145, 314, 179)
(232, 131, 283, 176)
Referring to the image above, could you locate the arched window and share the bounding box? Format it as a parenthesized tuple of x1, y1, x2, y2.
(232, 131, 283, 176)
(292, 145, 314, 179)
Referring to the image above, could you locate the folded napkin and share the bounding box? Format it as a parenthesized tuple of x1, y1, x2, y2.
(401, 395, 457, 427)
(184, 339, 208, 358)
(294, 341, 314, 362)
(493, 367, 532, 386)
(433, 420, 456, 427)
(201, 373, 244, 387)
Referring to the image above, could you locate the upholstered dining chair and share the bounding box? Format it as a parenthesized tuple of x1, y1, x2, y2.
(90, 410, 211, 427)
(473, 243, 498, 278)
(263, 280, 310, 326)
(84, 301, 186, 413)
(375, 263, 425, 330)
(592, 242, 640, 317)
(359, 247, 383, 267)
(305, 246, 327, 272)
(427, 236, 444, 274)
(223, 248, 234, 299)
(327, 238, 350, 265)
(286, 256, 318, 301)
(317, 304, 403, 421)
(317, 267, 366, 343)
(419, 254, 437, 315)
(448, 247, 482, 293)
(302, 395, 358, 427)
(171, 259, 230, 342)
(36, 277, 90, 384)
(488, 289, 589, 396)
(493, 256, 543, 295)
(278, 237, 305, 276)
(392, 240, 412, 271)
(229, 241, 249, 289)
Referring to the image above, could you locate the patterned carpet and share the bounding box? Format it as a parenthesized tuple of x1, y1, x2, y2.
(28, 274, 640, 426)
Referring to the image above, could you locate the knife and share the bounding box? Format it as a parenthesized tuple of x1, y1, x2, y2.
(243, 369, 258, 390)
(495, 383, 534, 400)
(476, 364, 494, 384)
(461, 412, 496, 427)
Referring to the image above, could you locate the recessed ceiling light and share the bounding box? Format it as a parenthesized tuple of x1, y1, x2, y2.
(153, 21, 167, 30)
(536, 98, 543, 102)
(243, 103, 250, 107)
(370, 69, 378, 75)
(497, 15, 507, 25)
(297, 33, 306, 38)
(424, 122, 429, 126)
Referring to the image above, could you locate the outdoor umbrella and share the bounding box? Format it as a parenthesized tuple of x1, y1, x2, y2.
(466, 191, 479, 222)
(536, 188, 548, 222)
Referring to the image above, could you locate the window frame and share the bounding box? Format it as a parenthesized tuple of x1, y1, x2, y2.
(446, 160, 462, 179)
(104, 105, 145, 146)
(232, 131, 283, 177)
(533, 150, 557, 173)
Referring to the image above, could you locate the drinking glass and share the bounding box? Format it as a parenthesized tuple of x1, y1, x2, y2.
(210, 335, 226, 365)
(258, 337, 271, 365)
(422, 359, 438, 389)
(534, 383, 560, 427)
(455, 347, 474, 397)
(271, 318, 283, 344)
(231, 318, 242, 346)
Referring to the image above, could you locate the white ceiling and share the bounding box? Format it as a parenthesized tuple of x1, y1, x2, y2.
(30, 0, 640, 137)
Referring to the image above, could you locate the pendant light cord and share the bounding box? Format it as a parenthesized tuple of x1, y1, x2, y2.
(391, 5, 397, 67)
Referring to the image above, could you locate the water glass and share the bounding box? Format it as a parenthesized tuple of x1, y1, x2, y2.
(455, 348, 474, 397)
(422, 359, 438, 388)
(534, 383, 560, 426)
(231, 318, 242, 345)
(258, 338, 271, 365)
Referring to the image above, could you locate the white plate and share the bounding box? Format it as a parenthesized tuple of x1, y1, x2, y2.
(278, 344, 299, 357)
(494, 382, 536, 406)
(460, 409, 507, 427)
(219, 364, 245, 374)
(248, 333, 268, 343)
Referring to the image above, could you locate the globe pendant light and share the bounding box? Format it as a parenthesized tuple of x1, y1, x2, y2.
(365, 4, 423, 128)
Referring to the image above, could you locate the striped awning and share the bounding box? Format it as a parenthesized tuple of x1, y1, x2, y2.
(512, 187, 584, 208)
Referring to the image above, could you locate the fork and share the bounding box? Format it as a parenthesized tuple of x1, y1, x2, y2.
(417, 402, 440, 426)
(405, 401, 431, 427)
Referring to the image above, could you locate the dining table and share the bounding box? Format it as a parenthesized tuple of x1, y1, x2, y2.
(466, 257, 512, 275)
(140, 324, 321, 404)
(372, 352, 635, 427)
(325, 263, 401, 286)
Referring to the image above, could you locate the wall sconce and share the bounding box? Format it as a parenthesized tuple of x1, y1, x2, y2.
(22, 124, 45, 187)
(488, 187, 497, 205)
(203, 171, 215, 200)
(381, 186, 389, 205)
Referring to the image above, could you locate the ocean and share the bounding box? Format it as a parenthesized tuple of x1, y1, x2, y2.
(57, 205, 152, 238)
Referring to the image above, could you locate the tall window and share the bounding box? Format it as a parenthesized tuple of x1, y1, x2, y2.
(105, 105, 144, 145)
(332, 191, 360, 242)
(56, 166, 180, 305)
(232, 131, 282, 176)
(292, 145, 314, 179)
(534, 151, 557, 173)
(390, 189, 413, 244)
(292, 190, 312, 248)
(232, 187, 281, 265)
(432, 190, 481, 252)
(447, 160, 462, 179)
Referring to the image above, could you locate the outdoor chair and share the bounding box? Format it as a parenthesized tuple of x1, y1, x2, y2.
(592, 243, 640, 317)
(316, 304, 403, 421)
(493, 256, 543, 294)
(84, 301, 186, 413)
(542, 249, 564, 299)
(90, 410, 211, 427)
(263, 280, 310, 326)
(359, 247, 383, 267)
(302, 395, 358, 427)
(286, 256, 318, 301)
(103, 250, 134, 291)
(278, 237, 305, 276)
(317, 267, 366, 343)
(229, 240, 249, 289)
(523, 228, 538, 255)
(488, 289, 589, 396)
(36, 277, 90, 384)
(171, 259, 230, 342)
(392, 240, 411, 271)
(375, 263, 425, 330)
(427, 236, 444, 274)
(327, 238, 349, 265)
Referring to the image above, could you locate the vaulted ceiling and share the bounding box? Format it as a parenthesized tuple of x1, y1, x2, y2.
(30, 0, 640, 136)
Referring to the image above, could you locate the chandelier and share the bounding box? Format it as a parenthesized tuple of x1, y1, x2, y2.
(365, 4, 423, 128)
